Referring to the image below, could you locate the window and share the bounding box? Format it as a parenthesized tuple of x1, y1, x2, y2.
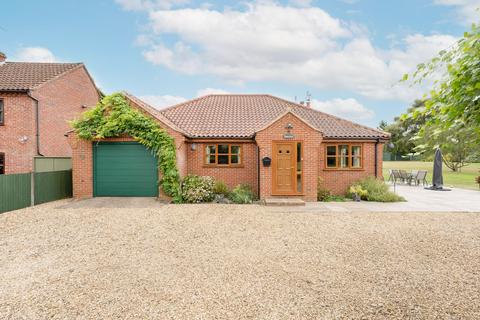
(0, 99, 4, 125)
(296, 142, 302, 193)
(0, 153, 4, 174)
(325, 144, 362, 169)
(205, 144, 242, 166)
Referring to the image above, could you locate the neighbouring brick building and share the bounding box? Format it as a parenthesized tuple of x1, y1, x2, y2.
(0, 52, 100, 174)
(68, 93, 389, 201)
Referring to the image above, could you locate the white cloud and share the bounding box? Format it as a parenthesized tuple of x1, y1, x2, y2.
(15, 47, 57, 62)
(115, 0, 189, 11)
(134, 2, 457, 102)
(312, 98, 375, 121)
(433, 0, 480, 24)
(196, 87, 229, 96)
(288, 0, 313, 7)
(139, 94, 186, 109)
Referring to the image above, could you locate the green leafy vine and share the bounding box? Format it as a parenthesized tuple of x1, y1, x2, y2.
(71, 93, 182, 203)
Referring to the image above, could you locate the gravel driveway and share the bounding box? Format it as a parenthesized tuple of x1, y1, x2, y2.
(1, 202, 479, 319)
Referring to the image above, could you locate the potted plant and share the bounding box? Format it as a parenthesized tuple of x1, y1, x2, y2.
(349, 185, 368, 202)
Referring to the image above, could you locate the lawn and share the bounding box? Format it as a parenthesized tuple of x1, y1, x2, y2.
(383, 161, 480, 190)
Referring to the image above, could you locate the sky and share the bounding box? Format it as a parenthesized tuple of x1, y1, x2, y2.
(1, 0, 478, 128)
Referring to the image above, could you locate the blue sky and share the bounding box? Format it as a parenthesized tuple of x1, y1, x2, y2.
(1, 0, 477, 127)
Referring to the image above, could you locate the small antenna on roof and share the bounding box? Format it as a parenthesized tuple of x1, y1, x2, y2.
(305, 91, 311, 107)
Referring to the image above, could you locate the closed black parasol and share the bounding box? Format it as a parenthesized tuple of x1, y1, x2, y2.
(426, 148, 451, 191)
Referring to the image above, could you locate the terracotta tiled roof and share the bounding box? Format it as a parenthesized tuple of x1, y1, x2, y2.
(122, 92, 188, 135)
(159, 94, 389, 139)
(0, 62, 83, 91)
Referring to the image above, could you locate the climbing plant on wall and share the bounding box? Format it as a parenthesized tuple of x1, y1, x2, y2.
(71, 93, 182, 203)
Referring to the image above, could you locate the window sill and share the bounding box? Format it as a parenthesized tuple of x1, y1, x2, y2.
(203, 165, 244, 168)
(323, 168, 364, 171)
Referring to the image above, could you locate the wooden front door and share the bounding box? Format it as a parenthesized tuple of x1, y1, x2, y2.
(273, 142, 296, 195)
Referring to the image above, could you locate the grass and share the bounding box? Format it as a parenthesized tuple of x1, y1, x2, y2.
(383, 161, 480, 190)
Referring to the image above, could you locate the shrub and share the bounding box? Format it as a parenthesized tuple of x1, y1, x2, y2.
(324, 195, 346, 202)
(213, 180, 230, 196)
(349, 185, 368, 198)
(229, 184, 255, 204)
(181, 175, 215, 203)
(348, 176, 405, 202)
(317, 177, 332, 201)
(317, 188, 331, 201)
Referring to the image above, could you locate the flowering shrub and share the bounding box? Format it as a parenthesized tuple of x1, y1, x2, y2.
(181, 175, 215, 203)
(348, 177, 405, 202)
(213, 180, 230, 196)
(229, 184, 255, 204)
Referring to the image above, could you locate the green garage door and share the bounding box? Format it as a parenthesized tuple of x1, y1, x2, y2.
(93, 142, 158, 197)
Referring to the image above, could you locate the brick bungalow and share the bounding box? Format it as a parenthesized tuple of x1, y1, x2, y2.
(68, 93, 389, 201)
(0, 52, 100, 174)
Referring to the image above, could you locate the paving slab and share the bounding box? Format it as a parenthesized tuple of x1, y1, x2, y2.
(281, 185, 480, 213)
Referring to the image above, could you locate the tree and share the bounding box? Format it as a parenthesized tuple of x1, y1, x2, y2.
(381, 100, 427, 158)
(414, 123, 479, 171)
(403, 23, 480, 169)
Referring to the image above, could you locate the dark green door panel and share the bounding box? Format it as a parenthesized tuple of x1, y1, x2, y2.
(93, 142, 158, 197)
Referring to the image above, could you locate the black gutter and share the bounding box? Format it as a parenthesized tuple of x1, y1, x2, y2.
(257, 144, 260, 199)
(27, 91, 43, 156)
(374, 138, 380, 178)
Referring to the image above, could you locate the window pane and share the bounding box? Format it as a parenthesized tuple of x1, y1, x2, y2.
(297, 174, 302, 193)
(206, 155, 216, 164)
(231, 155, 239, 164)
(218, 155, 229, 164)
(231, 146, 240, 154)
(339, 145, 349, 156)
(218, 145, 229, 154)
(0, 154, 4, 174)
(0, 100, 4, 125)
(206, 145, 215, 154)
(352, 146, 361, 156)
(352, 157, 361, 168)
(327, 146, 336, 156)
(327, 157, 336, 167)
(297, 142, 302, 171)
(340, 156, 349, 168)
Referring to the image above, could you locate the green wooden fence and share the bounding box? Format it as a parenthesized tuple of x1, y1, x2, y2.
(34, 170, 72, 205)
(0, 173, 32, 213)
(0, 170, 72, 213)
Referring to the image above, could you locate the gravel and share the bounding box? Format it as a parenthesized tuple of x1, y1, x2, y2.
(1, 202, 479, 319)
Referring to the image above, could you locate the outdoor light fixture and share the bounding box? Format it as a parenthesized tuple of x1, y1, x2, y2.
(191, 143, 197, 151)
(285, 123, 293, 130)
(18, 136, 28, 144)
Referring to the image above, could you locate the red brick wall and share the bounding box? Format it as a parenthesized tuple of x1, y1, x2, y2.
(0, 66, 99, 175)
(255, 113, 323, 201)
(186, 141, 258, 194)
(68, 94, 189, 199)
(319, 141, 385, 195)
(33, 66, 100, 157)
(0, 93, 36, 173)
(68, 134, 94, 199)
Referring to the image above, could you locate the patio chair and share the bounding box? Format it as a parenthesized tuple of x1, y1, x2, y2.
(386, 169, 394, 183)
(399, 170, 410, 183)
(413, 170, 428, 186)
(391, 169, 402, 184)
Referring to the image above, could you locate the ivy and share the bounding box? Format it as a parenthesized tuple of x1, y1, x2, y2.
(71, 93, 182, 203)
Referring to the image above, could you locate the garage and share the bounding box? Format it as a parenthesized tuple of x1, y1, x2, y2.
(93, 142, 158, 197)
